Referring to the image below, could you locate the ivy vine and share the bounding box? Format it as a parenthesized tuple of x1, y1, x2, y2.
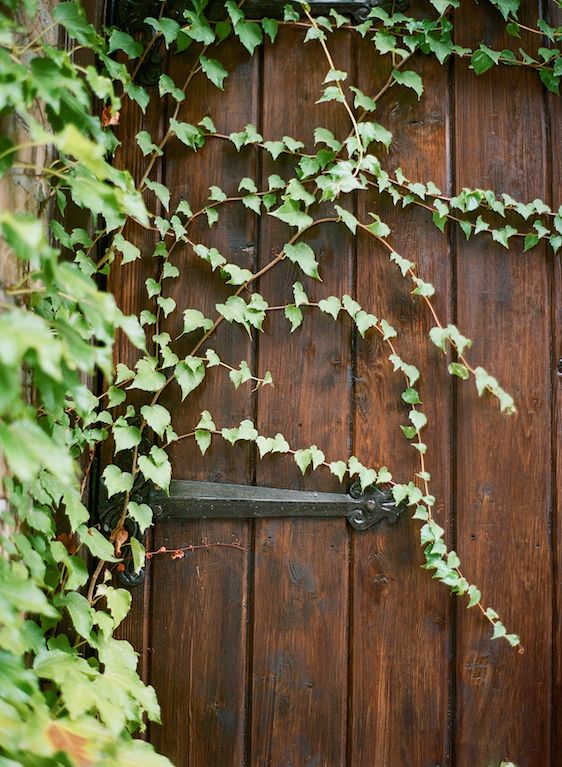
(0, 0, 560, 764)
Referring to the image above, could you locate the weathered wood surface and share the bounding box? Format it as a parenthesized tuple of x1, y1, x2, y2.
(149, 37, 258, 767)
(351, 20, 452, 766)
(250, 27, 352, 767)
(454, 3, 552, 766)
(551, 1, 562, 759)
(113, 4, 559, 765)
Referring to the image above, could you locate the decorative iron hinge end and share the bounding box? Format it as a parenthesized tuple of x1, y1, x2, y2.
(346, 480, 404, 531)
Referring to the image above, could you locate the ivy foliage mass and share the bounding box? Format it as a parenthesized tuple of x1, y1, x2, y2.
(0, 0, 560, 764)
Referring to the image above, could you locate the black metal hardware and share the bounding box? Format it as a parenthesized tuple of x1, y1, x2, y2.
(97, 426, 153, 587)
(151, 478, 405, 531)
(98, 472, 151, 587)
(109, 0, 409, 85)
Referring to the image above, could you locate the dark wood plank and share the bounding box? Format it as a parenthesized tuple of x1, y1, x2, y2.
(149, 38, 259, 767)
(548, 3, 562, 764)
(251, 26, 353, 767)
(351, 29, 452, 767)
(454, 4, 552, 765)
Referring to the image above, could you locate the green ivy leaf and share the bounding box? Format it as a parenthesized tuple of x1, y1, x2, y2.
(127, 501, 153, 534)
(182, 309, 214, 335)
(78, 525, 120, 562)
(199, 55, 228, 90)
(138, 446, 171, 492)
(318, 296, 342, 319)
(54, 592, 93, 639)
(392, 69, 423, 98)
(113, 421, 142, 454)
(284, 242, 320, 280)
(271, 200, 313, 231)
(175, 356, 205, 399)
(294, 448, 312, 475)
(108, 29, 143, 58)
(140, 404, 171, 437)
(130, 357, 166, 392)
(234, 19, 263, 54)
(285, 304, 303, 332)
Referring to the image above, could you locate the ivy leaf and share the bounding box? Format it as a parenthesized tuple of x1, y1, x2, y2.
(355, 310, 378, 337)
(271, 433, 290, 453)
(130, 357, 166, 392)
(491, 224, 517, 248)
(140, 404, 171, 437)
(334, 204, 358, 234)
(270, 200, 313, 231)
(199, 55, 228, 90)
(293, 281, 309, 306)
(108, 29, 143, 59)
(329, 460, 347, 482)
(294, 448, 312, 475)
(102, 585, 132, 628)
(262, 17, 278, 41)
(174, 356, 205, 399)
(145, 179, 171, 211)
(195, 430, 211, 455)
(113, 422, 142, 453)
(182, 309, 214, 334)
(157, 296, 176, 317)
(113, 233, 140, 265)
(392, 69, 423, 98)
(264, 141, 286, 160)
(448, 362, 470, 380)
(158, 74, 185, 102)
(366, 213, 391, 238)
(78, 525, 120, 562)
(127, 501, 153, 534)
(138, 447, 171, 492)
(229, 360, 253, 389)
(55, 592, 93, 639)
(285, 304, 303, 331)
(234, 20, 263, 54)
(284, 242, 320, 279)
(471, 49, 495, 75)
(318, 296, 342, 319)
(145, 16, 181, 47)
(409, 409, 427, 432)
(256, 436, 275, 457)
(102, 465, 134, 497)
(238, 419, 258, 441)
(221, 263, 254, 285)
(169, 119, 203, 150)
(467, 584, 481, 608)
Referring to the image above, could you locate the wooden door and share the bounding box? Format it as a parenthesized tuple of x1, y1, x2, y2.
(110, 2, 560, 765)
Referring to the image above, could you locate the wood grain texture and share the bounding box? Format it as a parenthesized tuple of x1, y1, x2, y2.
(149, 38, 258, 767)
(351, 23, 452, 767)
(454, 3, 552, 765)
(250, 27, 353, 767)
(106, 10, 561, 767)
(549, 3, 562, 764)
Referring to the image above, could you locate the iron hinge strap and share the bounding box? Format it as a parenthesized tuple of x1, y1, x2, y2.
(150, 479, 406, 532)
(100, 477, 405, 588)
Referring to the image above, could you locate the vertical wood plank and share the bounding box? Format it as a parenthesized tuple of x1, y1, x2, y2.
(548, 3, 562, 764)
(251, 27, 353, 767)
(454, 4, 552, 765)
(148, 39, 259, 767)
(351, 29, 452, 767)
